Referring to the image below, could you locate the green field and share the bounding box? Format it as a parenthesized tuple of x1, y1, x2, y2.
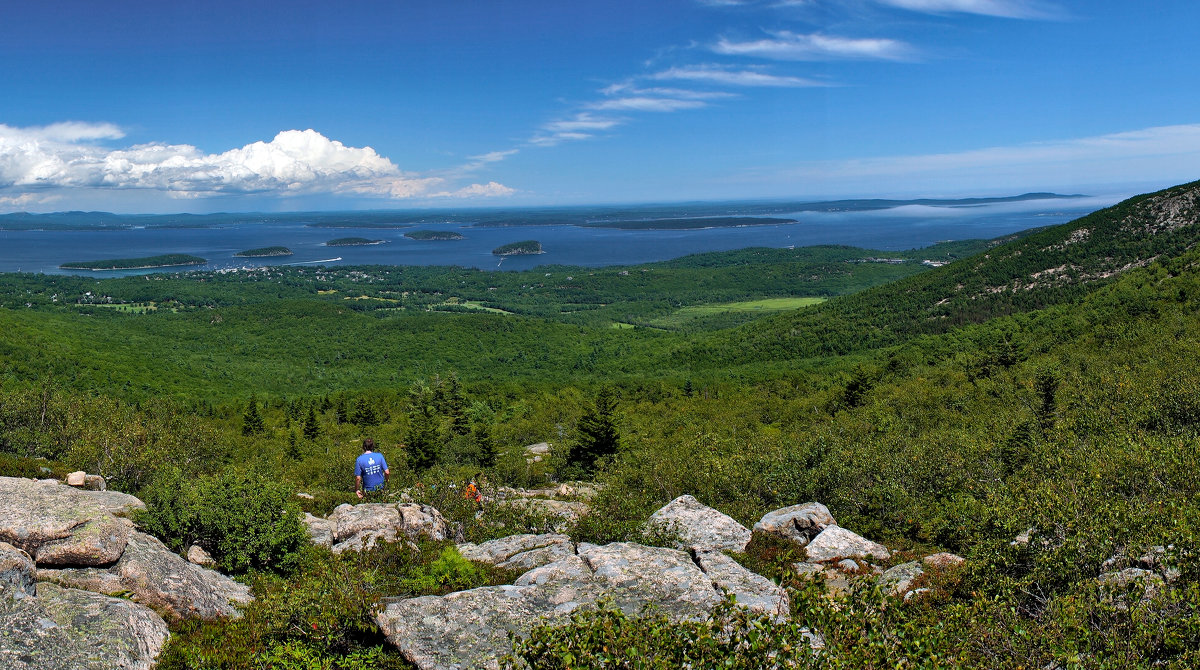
(650, 296, 825, 328)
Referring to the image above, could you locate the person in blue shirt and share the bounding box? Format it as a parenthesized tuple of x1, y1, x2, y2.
(354, 438, 390, 499)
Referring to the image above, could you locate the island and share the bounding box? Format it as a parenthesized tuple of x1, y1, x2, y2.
(492, 240, 544, 256)
(325, 237, 384, 247)
(60, 254, 207, 271)
(234, 246, 293, 258)
(404, 230, 465, 241)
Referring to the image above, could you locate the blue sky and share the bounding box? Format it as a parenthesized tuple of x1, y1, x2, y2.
(1, 0, 1198, 212)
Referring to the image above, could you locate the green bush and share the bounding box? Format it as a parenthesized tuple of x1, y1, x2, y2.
(137, 466, 309, 574)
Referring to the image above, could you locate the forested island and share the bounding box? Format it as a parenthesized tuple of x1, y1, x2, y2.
(234, 246, 293, 258)
(325, 237, 384, 246)
(59, 254, 207, 270)
(492, 240, 543, 255)
(404, 230, 465, 241)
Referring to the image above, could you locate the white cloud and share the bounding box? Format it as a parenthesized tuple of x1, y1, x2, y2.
(875, 0, 1059, 19)
(0, 124, 512, 202)
(432, 181, 516, 198)
(651, 65, 830, 87)
(758, 124, 1200, 194)
(589, 97, 710, 112)
(714, 31, 914, 61)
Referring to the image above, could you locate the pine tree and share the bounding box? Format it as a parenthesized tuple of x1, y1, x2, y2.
(241, 397, 265, 436)
(472, 421, 496, 469)
(568, 388, 620, 474)
(335, 399, 349, 425)
(406, 386, 439, 470)
(303, 405, 321, 440)
(353, 398, 378, 426)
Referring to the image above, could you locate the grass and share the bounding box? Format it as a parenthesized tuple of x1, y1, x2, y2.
(650, 297, 826, 328)
(76, 302, 160, 313)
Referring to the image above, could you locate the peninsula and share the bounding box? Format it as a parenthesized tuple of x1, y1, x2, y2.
(59, 254, 207, 271)
(492, 240, 543, 256)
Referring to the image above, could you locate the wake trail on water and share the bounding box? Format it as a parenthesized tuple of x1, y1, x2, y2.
(287, 257, 342, 265)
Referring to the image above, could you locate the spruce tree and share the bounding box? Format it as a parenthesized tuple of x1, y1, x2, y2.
(242, 397, 265, 436)
(406, 386, 439, 470)
(353, 398, 378, 426)
(472, 421, 496, 469)
(303, 405, 321, 440)
(569, 388, 620, 474)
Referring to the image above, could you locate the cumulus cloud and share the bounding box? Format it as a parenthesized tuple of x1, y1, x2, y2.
(714, 31, 915, 61)
(0, 123, 511, 202)
(651, 65, 830, 87)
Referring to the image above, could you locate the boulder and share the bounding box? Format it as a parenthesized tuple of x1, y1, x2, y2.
(328, 502, 458, 554)
(377, 541, 793, 669)
(695, 550, 789, 619)
(0, 541, 36, 599)
(803, 526, 890, 563)
(65, 471, 86, 487)
(922, 552, 965, 570)
(457, 534, 575, 571)
(1098, 567, 1164, 603)
(40, 531, 251, 621)
(0, 477, 132, 566)
(187, 545, 216, 568)
(83, 475, 107, 491)
(79, 489, 146, 518)
(524, 442, 551, 456)
(879, 553, 964, 598)
(0, 582, 168, 670)
(647, 495, 752, 553)
(302, 513, 334, 548)
(754, 503, 836, 548)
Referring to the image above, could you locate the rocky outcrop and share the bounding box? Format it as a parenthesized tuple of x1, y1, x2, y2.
(1, 581, 168, 670)
(38, 531, 251, 620)
(302, 513, 334, 548)
(0, 542, 36, 599)
(377, 541, 789, 669)
(753, 503, 835, 548)
(0, 477, 132, 566)
(647, 495, 752, 553)
(803, 526, 890, 563)
(457, 533, 575, 571)
(496, 498, 590, 532)
(79, 489, 146, 518)
(878, 553, 965, 598)
(187, 545, 216, 567)
(327, 502, 459, 554)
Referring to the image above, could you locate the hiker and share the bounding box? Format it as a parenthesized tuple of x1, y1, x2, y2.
(355, 438, 390, 499)
(464, 473, 483, 506)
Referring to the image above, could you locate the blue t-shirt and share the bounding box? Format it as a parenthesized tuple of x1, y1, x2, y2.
(355, 451, 389, 491)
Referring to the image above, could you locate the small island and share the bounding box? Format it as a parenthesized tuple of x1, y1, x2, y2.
(492, 240, 544, 256)
(405, 230, 465, 241)
(325, 237, 384, 247)
(60, 254, 207, 271)
(234, 246, 293, 258)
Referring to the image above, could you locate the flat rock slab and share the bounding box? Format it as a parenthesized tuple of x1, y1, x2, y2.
(647, 495, 752, 553)
(78, 489, 146, 518)
(0, 582, 168, 670)
(377, 541, 787, 669)
(457, 534, 575, 571)
(804, 526, 890, 563)
(0, 477, 132, 566)
(37, 531, 250, 621)
(754, 503, 836, 548)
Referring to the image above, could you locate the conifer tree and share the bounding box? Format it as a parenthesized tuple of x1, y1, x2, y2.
(568, 388, 620, 474)
(472, 421, 496, 469)
(242, 397, 265, 436)
(303, 405, 321, 440)
(353, 398, 378, 426)
(406, 386, 439, 470)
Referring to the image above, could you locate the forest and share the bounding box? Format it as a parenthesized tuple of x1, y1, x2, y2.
(2, 180, 1200, 668)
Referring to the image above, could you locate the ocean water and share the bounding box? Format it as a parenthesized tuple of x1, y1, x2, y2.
(0, 200, 1108, 276)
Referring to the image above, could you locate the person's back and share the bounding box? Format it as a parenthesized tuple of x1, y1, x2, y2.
(355, 438, 390, 499)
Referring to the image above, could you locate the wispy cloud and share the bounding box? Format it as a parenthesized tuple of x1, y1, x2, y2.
(589, 97, 711, 112)
(530, 113, 624, 147)
(651, 65, 830, 87)
(714, 31, 915, 61)
(0, 123, 512, 202)
(755, 124, 1200, 193)
(875, 0, 1060, 19)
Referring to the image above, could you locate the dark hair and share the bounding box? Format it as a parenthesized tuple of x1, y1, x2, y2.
(362, 438, 375, 452)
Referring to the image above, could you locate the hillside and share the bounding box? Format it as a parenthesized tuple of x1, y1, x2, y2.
(1, 181, 1199, 668)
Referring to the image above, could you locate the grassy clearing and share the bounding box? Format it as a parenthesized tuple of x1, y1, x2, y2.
(77, 302, 159, 313)
(650, 297, 825, 328)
